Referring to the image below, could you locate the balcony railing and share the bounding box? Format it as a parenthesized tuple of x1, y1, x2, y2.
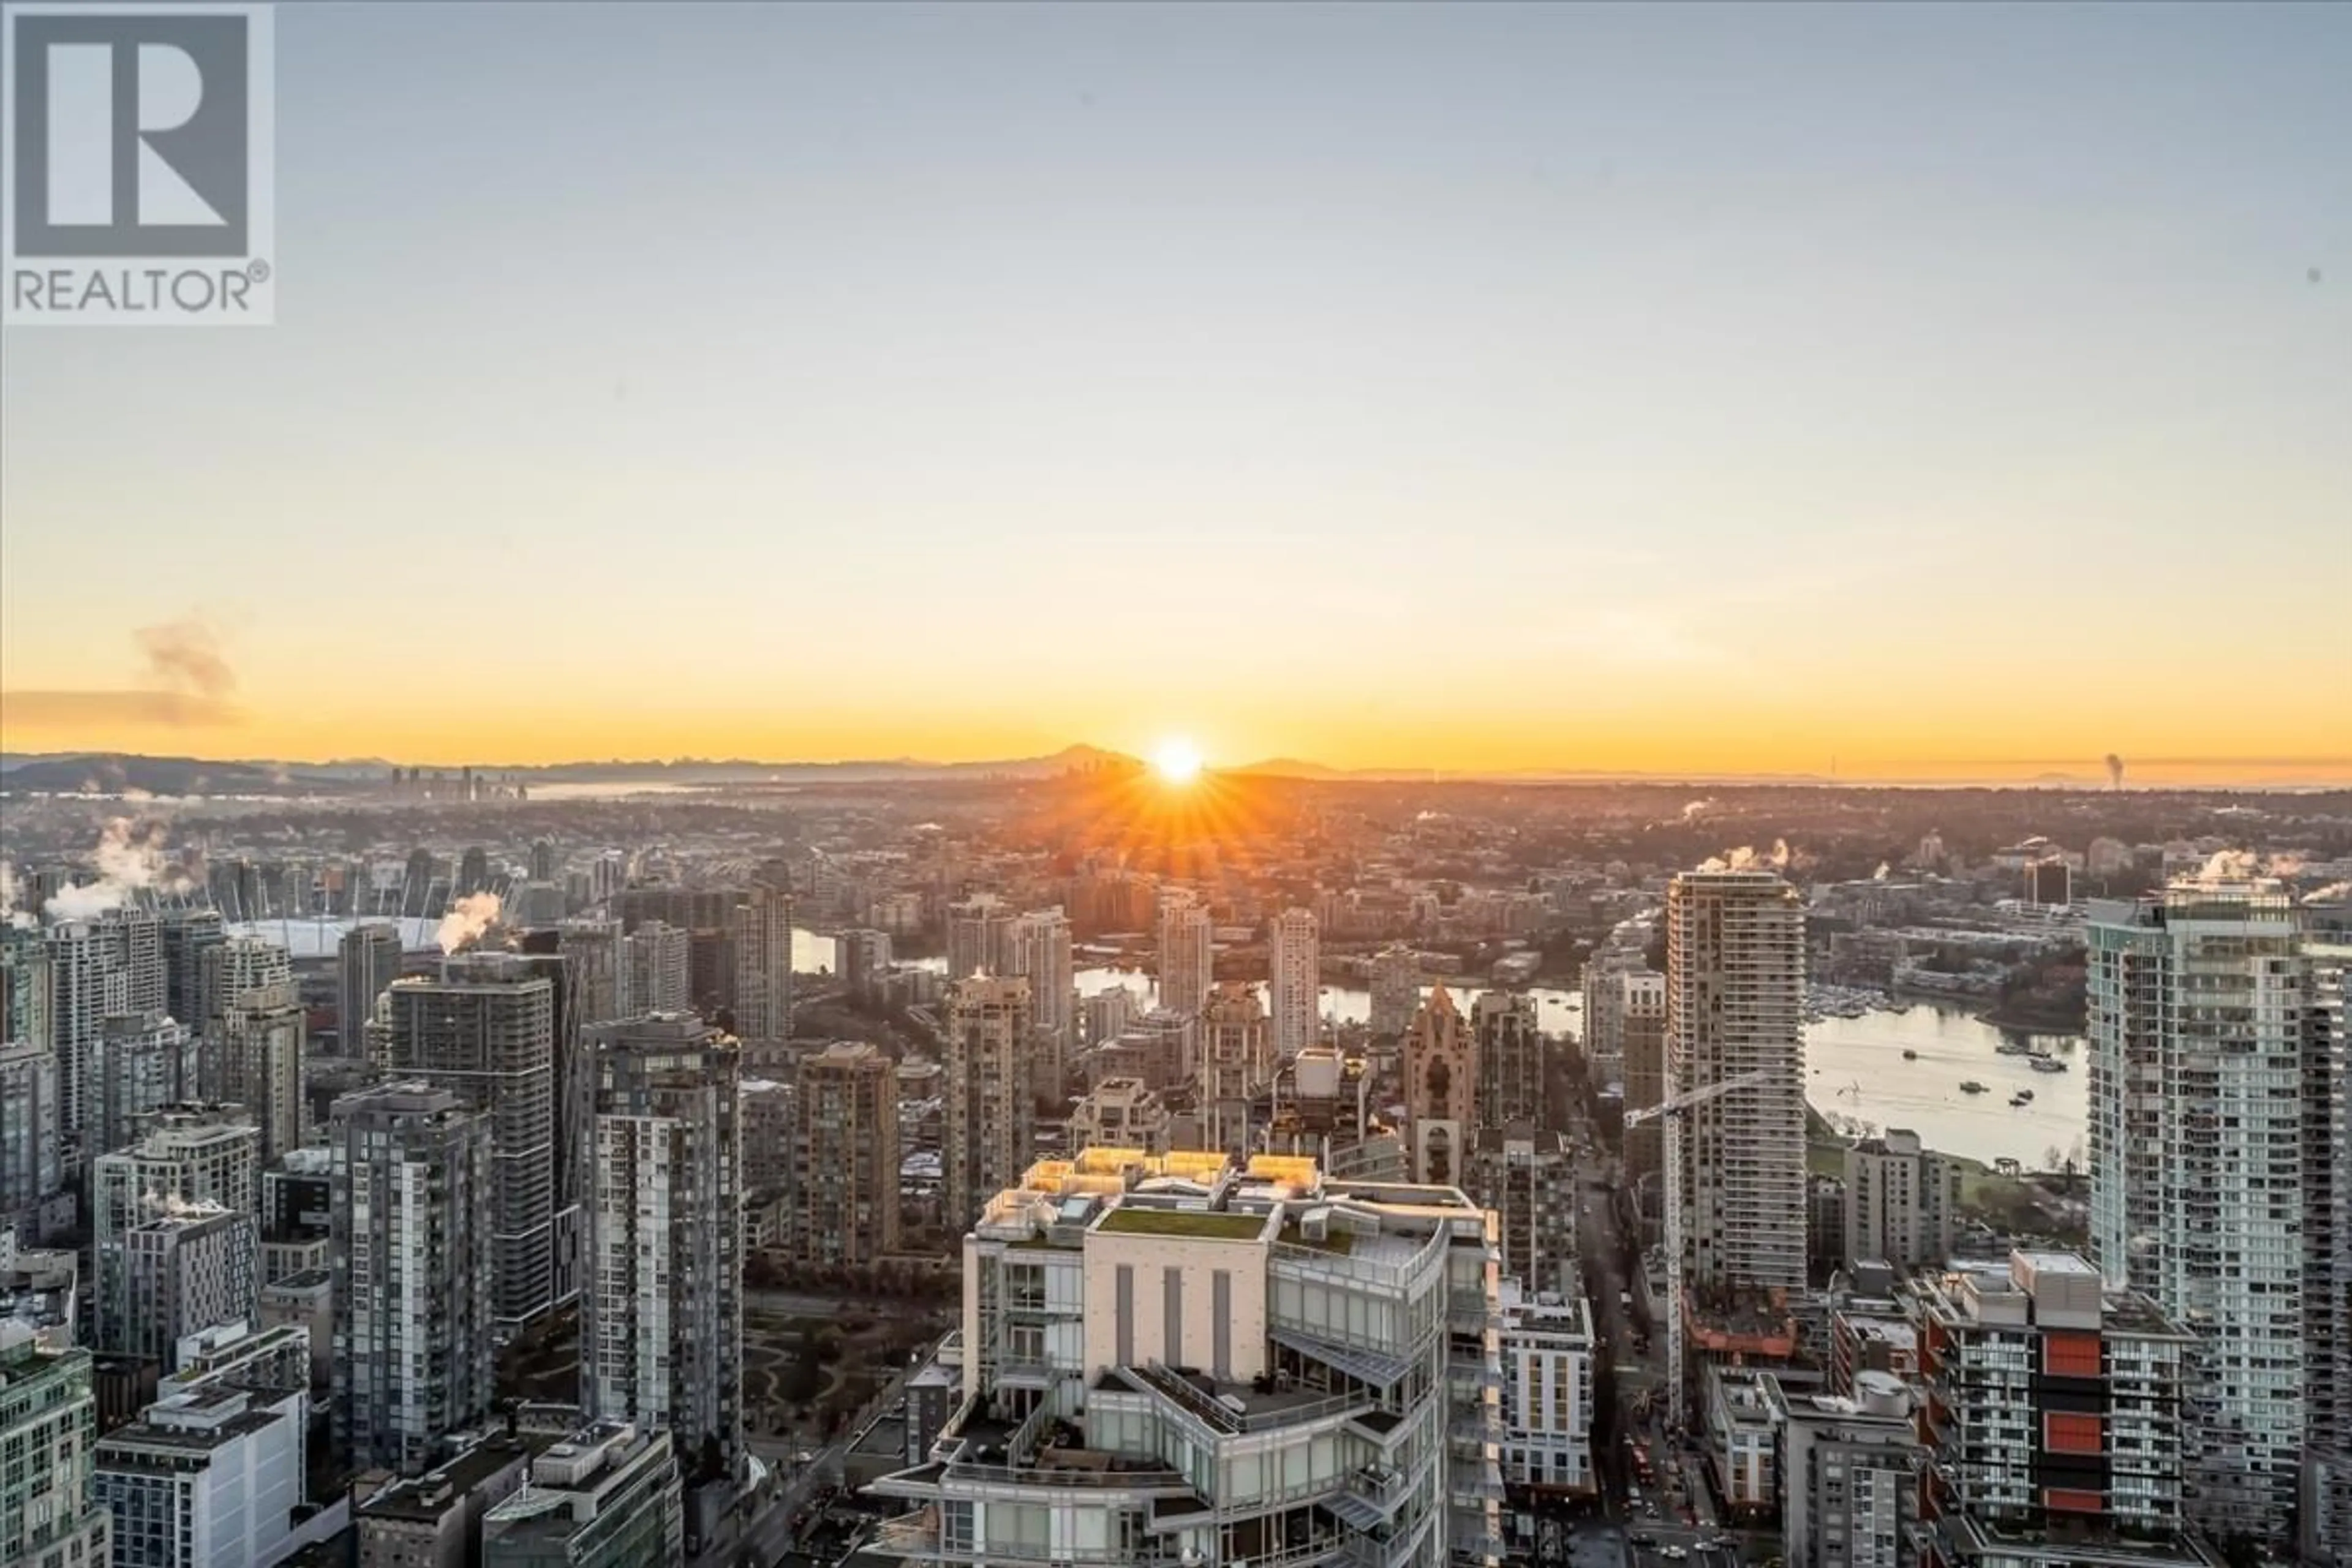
(940, 1459, 1194, 1492)
(1134, 1361, 1370, 1435)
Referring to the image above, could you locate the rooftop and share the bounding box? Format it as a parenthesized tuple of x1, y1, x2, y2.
(1095, 1207, 1267, 1241)
(1275, 1219, 1354, 1255)
(1839, 1315, 1918, 1350)
(1942, 1513, 2222, 1567)
(96, 1401, 284, 1466)
(360, 1436, 535, 1522)
(2014, 1249, 2098, 1277)
(264, 1268, 332, 1292)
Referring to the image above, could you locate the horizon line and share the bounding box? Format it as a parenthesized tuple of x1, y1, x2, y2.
(4, 745, 2349, 792)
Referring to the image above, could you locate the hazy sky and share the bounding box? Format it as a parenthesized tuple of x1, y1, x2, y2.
(4, 2, 2347, 778)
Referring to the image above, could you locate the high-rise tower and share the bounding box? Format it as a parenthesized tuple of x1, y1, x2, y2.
(197, 935, 293, 1061)
(95, 1010, 197, 1156)
(1011, 907, 1076, 1082)
(1156, 890, 1213, 1018)
(624, 921, 691, 1015)
(45, 920, 128, 1138)
(384, 953, 558, 1329)
(0, 1042, 62, 1238)
(1197, 982, 1272, 1157)
(0, 1330, 112, 1568)
(159, 907, 225, 1037)
(1665, 870, 1807, 1297)
(1405, 984, 1475, 1185)
(1368, 943, 1422, 1043)
(2087, 883, 2313, 1548)
(217, 982, 306, 1164)
(328, 1082, 496, 1474)
(584, 1014, 744, 1483)
(556, 918, 628, 1027)
(943, 973, 1034, 1232)
(1267, 907, 1320, 1058)
(946, 893, 1017, 982)
(730, 887, 793, 1044)
(793, 1040, 901, 1268)
(1472, 990, 1542, 1133)
(91, 1106, 260, 1358)
(337, 922, 403, 1053)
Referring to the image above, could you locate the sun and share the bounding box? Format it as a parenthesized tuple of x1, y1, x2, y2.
(1153, 736, 1204, 785)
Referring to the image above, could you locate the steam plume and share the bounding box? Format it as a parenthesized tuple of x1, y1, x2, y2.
(1680, 799, 1715, 823)
(1696, 840, 1795, 875)
(2307, 881, 2352, 905)
(2177, 849, 2326, 889)
(2195, 848, 2260, 883)
(1873, 862, 1891, 880)
(0, 615, 244, 732)
(44, 818, 177, 920)
(135, 617, 237, 699)
(437, 891, 503, 954)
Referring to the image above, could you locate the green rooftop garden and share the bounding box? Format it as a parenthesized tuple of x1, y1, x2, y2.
(1096, 1207, 1266, 1240)
(1279, 1224, 1355, 1256)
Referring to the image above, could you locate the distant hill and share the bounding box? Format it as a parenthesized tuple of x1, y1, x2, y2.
(0, 744, 1144, 796)
(1228, 757, 1444, 782)
(0, 753, 357, 796)
(1227, 756, 1348, 780)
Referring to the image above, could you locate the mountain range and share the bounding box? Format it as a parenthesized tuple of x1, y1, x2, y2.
(0, 745, 1831, 795)
(0, 745, 1155, 795)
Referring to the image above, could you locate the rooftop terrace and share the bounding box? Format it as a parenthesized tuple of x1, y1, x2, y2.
(1095, 1207, 1267, 1241)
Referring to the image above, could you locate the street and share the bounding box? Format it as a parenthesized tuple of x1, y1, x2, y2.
(696, 1356, 920, 1568)
(1569, 1099, 1776, 1568)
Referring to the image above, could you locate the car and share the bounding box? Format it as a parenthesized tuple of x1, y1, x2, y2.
(1662, 1550, 1689, 1562)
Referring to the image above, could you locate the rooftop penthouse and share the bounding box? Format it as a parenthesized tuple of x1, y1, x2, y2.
(872, 1147, 1507, 1567)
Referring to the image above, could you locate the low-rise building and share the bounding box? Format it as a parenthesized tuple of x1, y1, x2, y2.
(1843, 1130, 1959, 1273)
(93, 1384, 306, 1568)
(1829, 1302, 1920, 1398)
(257, 1270, 333, 1392)
(1765, 1370, 1929, 1568)
(0, 1229, 78, 1348)
(1091, 1009, 1194, 1093)
(160, 1319, 311, 1403)
(1064, 1076, 1172, 1153)
(480, 1420, 683, 1568)
(356, 1433, 539, 1568)
(1496, 1279, 1594, 1500)
(1703, 1365, 1780, 1515)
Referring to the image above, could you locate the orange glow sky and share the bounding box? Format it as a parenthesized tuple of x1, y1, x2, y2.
(2, 7, 2347, 785)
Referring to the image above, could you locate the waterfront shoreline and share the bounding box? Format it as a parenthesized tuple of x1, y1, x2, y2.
(1974, 1000, 2088, 1033)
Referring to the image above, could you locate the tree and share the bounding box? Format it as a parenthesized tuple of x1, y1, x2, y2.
(781, 1339, 825, 1404)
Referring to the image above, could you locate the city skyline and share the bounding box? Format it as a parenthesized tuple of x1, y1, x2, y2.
(3, 3, 2346, 778)
(2, 2, 2345, 1562)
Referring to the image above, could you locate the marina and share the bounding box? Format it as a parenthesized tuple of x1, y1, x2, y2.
(1803, 1005, 2089, 1169)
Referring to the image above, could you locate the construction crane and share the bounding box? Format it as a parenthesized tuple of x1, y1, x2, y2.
(1624, 1068, 1773, 1427)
